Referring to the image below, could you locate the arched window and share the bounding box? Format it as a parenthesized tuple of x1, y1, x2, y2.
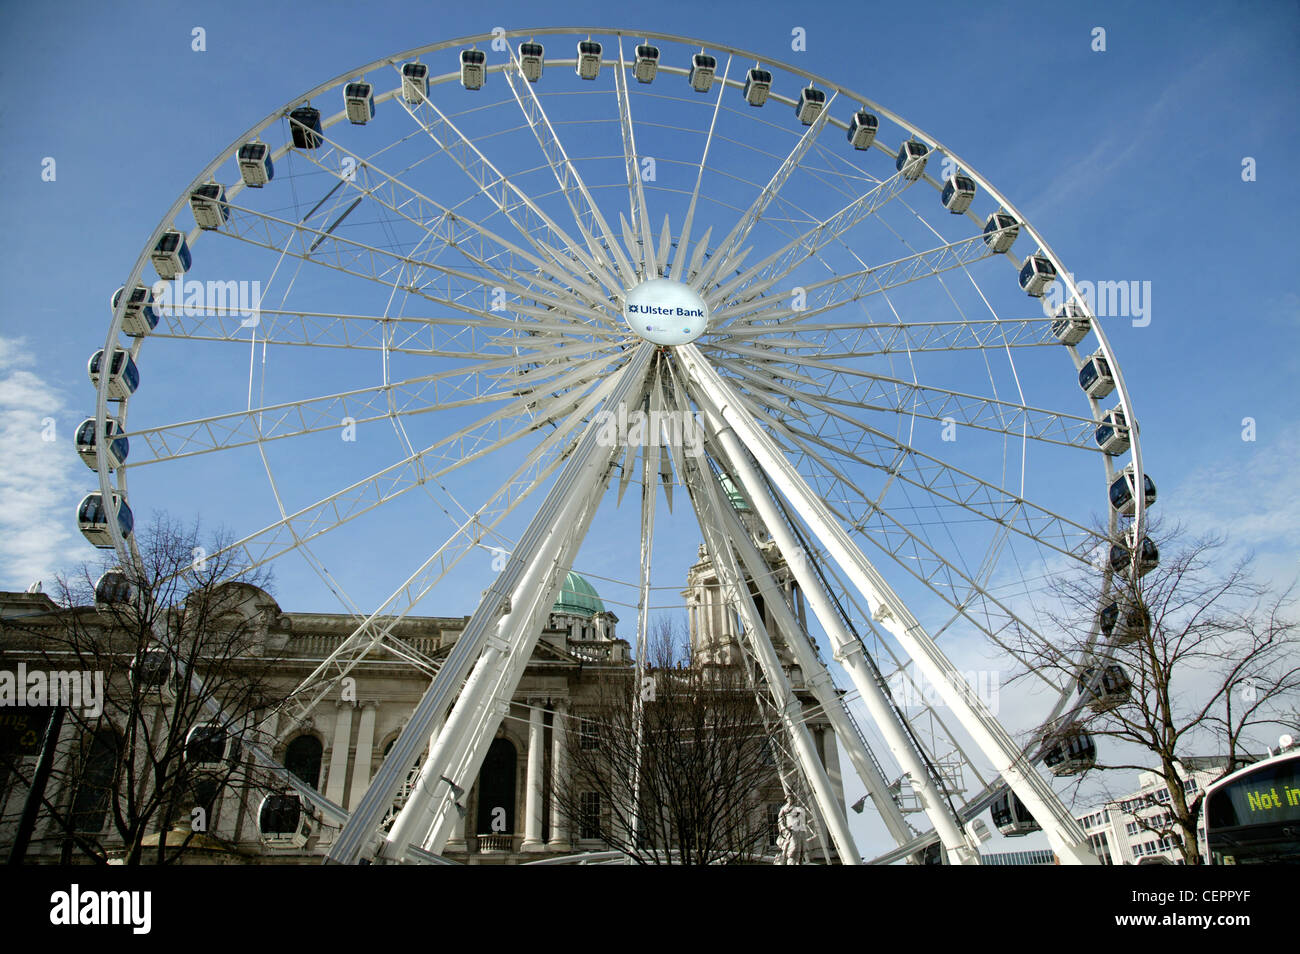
(284, 735, 323, 788)
(71, 728, 122, 833)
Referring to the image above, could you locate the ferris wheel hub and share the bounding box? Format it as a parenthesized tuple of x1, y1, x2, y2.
(622, 278, 708, 346)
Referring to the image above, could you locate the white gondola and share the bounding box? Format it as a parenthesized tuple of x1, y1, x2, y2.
(518, 42, 544, 83)
(288, 106, 322, 149)
(688, 52, 717, 93)
(258, 792, 313, 849)
(189, 182, 230, 230)
(460, 49, 486, 90)
(75, 417, 129, 471)
(132, 649, 176, 702)
(344, 80, 375, 123)
(401, 61, 429, 103)
(1042, 727, 1097, 776)
(1050, 301, 1090, 345)
(1018, 251, 1056, 297)
(895, 140, 928, 180)
(77, 492, 133, 548)
(743, 67, 772, 106)
(982, 211, 1019, 253)
(1078, 349, 1116, 399)
(576, 39, 602, 81)
(1109, 533, 1159, 577)
(237, 140, 274, 187)
(88, 348, 139, 401)
(151, 229, 191, 280)
(795, 86, 826, 125)
(990, 790, 1041, 837)
(185, 723, 242, 770)
(1095, 407, 1131, 455)
(110, 284, 159, 338)
(633, 43, 658, 83)
(941, 174, 976, 214)
(94, 569, 133, 606)
(1100, 598, 1150, 644)
(1109, 463, 1157, 516)
(847, 109, 878, 149)
(1078, 664, 1131, 712)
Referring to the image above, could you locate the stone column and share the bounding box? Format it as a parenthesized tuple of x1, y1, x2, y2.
(348, 701, 378, 811)
(325, 702, 353, 805)
(521, 698, 547, 851)
(547, 698, 571, 849)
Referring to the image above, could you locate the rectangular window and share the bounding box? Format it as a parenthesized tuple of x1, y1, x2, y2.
(580, 718, 600, 751)
(579, 791, 602, 840)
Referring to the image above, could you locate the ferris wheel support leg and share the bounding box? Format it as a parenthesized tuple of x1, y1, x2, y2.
(703, 416, 971, 863)
(679, 346, 1096, 865)
(687, 454, 861, 864)
(327, 346, 654, 864)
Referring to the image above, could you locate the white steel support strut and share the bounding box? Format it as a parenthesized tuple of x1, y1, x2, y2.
(685, 453, 861, 864)
(327, 345, 654, 864)
(678, 345, 1097, 865)
(379, 359, 653, 862)
(699, 399, 977, 863)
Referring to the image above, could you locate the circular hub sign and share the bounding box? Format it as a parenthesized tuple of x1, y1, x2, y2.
(622, 278, 708, 346)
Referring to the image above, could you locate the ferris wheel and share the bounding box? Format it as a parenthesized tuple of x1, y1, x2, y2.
(79, 27, 1157, 865)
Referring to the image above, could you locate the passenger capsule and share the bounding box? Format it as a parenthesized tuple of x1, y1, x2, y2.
(633, 43, 659, 83)
(288, 106, 323, 149)
(744, 67, 772, 106)
(77, 492, 133, 548)
(1100, 598, 1149, 644)
(518, 42, 545, 83)
(460, 49, 486, 90)
(1109, 464, 1156, 516)
(577, 39, 603, 80)
(982, 211, 1019, 253)
(847, 109, 878, 149)
(185, 723, 242, 769)
(94, 569, 133, 606)
(1094, 406, 1131, 455)
(189, 182, 230, 231)
(941, 174, 976, 214)
(1077, 664, 1132, 712)
(795, 86, 826, 125)
(689, 52, 717, 92)
(1109, 534, 1159, 577)
(1042, 726, 1097, 776)
(1050, 301, 1090, 345)
(990, 790, 1041, 837)
(258, 792, 313, 849)
(344, 80, 375, 124)
(132, 649, 175, 702)
(401, 61, 429, 103)
(1078, 350, 1116, 399)
(75, 417, 129, 471)
(895, 140, 929, 180)
(151, 229, 191, 280)
(1018, 252, 1056, 297)
(111, 284, 159, 338)
(88, 348, 139, 401)
(237, 140, 274, 187)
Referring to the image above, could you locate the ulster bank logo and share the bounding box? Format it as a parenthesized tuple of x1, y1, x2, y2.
(622, 279, 709, 347)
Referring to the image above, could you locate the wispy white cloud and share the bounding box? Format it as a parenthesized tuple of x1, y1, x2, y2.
(0, 336, 93, 589)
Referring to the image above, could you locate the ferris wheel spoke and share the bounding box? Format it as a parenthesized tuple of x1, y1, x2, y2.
(710, 231, 1002, 330)
(613, 38, 658, 279)
(122, 340, 618, 466)
(701, 164, 919, 311)
(669, 55, 731, 282)
(690, 91, 838, 296)
(497, 51, 637, 289)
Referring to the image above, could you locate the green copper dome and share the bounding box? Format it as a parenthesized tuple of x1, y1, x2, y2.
(552, 571, 605, 618)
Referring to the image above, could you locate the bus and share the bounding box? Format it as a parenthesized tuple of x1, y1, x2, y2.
(1203, 744, 1300, 864)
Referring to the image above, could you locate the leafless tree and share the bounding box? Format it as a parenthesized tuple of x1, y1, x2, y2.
(1004, 522, 1300, 863)
(0, 514, 289, 864)
(553, 618, 784, 865)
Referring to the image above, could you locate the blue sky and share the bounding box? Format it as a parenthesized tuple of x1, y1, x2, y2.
(1, 0, 1296, 859)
